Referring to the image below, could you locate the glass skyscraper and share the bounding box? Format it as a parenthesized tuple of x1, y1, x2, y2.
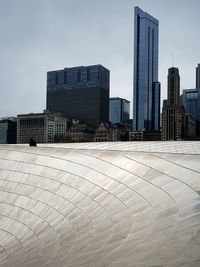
(47, 65, 110, 128)
(109, 97, 130, 124)
(133, 7, 160, 132)
(183, 89, 200, 122)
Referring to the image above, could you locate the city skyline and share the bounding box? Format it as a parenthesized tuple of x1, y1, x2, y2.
(0, 0, 199, 118)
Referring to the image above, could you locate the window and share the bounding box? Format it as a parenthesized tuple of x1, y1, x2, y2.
(87, 68, 90, 82)
(64, 71, 68, 84)
(77, 69, 81, 82)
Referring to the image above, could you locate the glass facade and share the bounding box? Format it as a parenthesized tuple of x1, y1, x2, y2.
(183, 89, 200, 121)
(133, 7, 160, 132)
(0, 119, 17, 144)
(47, 65, 110, 128)
(109, 97, 130, 124)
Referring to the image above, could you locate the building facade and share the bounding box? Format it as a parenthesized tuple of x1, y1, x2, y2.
(94, 122, 113, 142)
(67, 124, 94, 142)
(133, 6, 160, 132)
(196, 63, 200, 88)
(46, 64, 110, 129)
(109, 97, 130, 124)
(17, 110, 70, 144)
(0, 118, 17, 144)
(182, 89, 200, 122)
(161, 68, 185, 141)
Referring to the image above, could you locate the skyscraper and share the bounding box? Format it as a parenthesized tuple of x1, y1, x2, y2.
(109, 97, 130, 124)
(133, 6, 160, 132)
(183, 89, 200, 122)
(0, 117, 17, 144)
(47, 65, 110, 128)
(196, 63, 200, 88)
(167, 67, 180, 106)
(162, 67, 185, 140)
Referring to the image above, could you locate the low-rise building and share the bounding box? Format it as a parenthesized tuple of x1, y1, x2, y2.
(67, 124, 94, 142)
(129, 131, 143, 141)
(94, 122, 113, 142)
(17, 110, 70, 144)
(94, 122, 131, 142)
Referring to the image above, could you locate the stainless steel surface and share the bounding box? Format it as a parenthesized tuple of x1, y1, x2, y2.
(0, 142, 200, 266)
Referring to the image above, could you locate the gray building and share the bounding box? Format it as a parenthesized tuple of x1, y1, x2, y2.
(46, 64, 110, 129)
(162, 68, 185, 141)
(17, 110, 70, 144)
(0, 117, 17, 144)
(133, 7, 160, 132)
(196, 63, 200, 88)
(109, 97, 130, 124)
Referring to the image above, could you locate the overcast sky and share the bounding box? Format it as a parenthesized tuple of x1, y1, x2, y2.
(0, 0, 199, 118)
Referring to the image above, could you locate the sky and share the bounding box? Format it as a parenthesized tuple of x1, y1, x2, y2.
(0, 0, 199, 119)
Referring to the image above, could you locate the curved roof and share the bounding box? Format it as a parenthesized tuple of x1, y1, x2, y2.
(0, 142, 200, 266)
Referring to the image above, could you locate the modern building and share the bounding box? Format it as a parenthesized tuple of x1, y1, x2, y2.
(182, 89, 200, 122)
(133, 6, 160, 132)
(0, 117, 17, 144)
(0, 142, 200, 267)
(161, 68, 185, 140)
(184, 113, 196, 139)
(196, 63, 200, 88)
(109, 97, 130, 124)
(46, 64, 110, 129)
(17, 110, 70, 144)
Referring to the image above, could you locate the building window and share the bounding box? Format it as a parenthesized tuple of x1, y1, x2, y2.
(87, 68, 90, 82)
(55, 72, 59, 85)
(77, 69, 81, 82)
(98, 67, 100, 80)
(64, 71, 68, 84)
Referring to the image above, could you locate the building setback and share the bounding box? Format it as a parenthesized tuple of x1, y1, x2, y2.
(109, 97, 130, 124)
(46, 65, 110, 129)
(162, 68, 185, 140)
(133, 6, 160, 132)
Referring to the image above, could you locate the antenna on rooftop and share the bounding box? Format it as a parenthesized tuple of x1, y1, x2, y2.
(172, 53, 174, 67)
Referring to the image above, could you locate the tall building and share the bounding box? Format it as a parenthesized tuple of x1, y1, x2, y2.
(133, 6, 160, 132)
(109, 97, 130, 124)
(196, 63, 200, 88)
(182, 89, 200, 122)
(0, 117, 17, 144)
(162, 68, 185, 140)
(46, 64, 110, 129)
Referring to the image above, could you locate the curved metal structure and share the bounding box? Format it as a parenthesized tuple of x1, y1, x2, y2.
(0, 142, 200, 267)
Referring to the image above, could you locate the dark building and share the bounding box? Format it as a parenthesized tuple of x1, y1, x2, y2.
(133, 7, 160, 132)
(182, 89, 200, 122)
(109, 97, 130, 124)
(0, 118, 17, 144)
(46, 65, 110, 129)
(162, 68, 185, 140)
(196, 63, 200, 88)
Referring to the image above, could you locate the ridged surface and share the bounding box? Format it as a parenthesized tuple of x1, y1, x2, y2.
(0, 142, 200, 267)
